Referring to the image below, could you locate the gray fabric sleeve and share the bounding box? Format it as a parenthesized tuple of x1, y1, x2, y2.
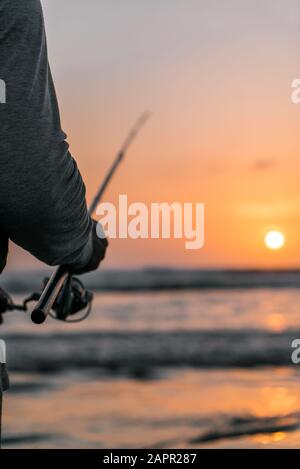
(0, 0, 93, 269)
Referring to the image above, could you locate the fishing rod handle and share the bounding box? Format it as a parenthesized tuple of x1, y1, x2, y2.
(31, 266, 69, 324)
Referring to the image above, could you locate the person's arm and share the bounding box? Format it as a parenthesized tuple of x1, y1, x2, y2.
(0, 0, 107, 272)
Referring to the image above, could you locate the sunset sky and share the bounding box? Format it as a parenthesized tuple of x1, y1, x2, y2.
(8, 0, 300, 269)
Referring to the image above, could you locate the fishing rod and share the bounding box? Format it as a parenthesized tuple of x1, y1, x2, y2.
(0, 112, 150, 326)
(0, 113, 149, 448)
(29, 111, 151, 325)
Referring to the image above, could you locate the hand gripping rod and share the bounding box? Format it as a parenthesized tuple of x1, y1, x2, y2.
(31, 112, 150, 325)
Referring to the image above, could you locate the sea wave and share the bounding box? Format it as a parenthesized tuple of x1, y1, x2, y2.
(1, 268, 300, 293)
(2, 329, 299, 374)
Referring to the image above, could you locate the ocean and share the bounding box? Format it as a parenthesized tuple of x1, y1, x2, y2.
(1, 269, 300, 448)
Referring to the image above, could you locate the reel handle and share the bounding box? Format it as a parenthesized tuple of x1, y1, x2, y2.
(31, 266, 69, 324)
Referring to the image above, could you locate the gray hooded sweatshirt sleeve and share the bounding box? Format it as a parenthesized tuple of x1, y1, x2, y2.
(0, 0, 93, 270)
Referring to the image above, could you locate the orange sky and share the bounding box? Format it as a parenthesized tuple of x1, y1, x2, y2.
(7, 0, 300, 270)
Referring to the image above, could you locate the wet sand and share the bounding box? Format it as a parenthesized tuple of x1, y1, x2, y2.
(3, 367, 300, 449)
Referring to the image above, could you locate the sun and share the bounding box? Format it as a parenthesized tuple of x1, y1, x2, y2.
(264, 231, 285, 250)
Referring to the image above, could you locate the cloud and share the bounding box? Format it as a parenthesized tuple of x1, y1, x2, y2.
(252, 159, 276, 171)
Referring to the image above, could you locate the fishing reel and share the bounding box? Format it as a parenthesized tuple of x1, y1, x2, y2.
(0, 276, 93, 324)
(25, 275, 94, 323)
(50, 275, 94, 322)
